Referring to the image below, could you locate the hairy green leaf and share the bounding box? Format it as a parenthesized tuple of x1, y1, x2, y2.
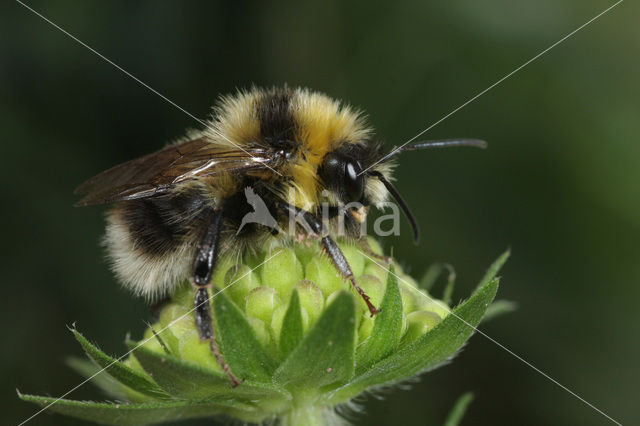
(129, 342, 289, 401)
(213, 292, 276, 382)
(18, 393, 254, 426)
(356, 266, 403, 372)
(72, 330, 168, 399)
(475, 249, 510, 292)
(279, 290, 304, 359)
(274, 292, 356, 391)
(326, 278, 498, 404)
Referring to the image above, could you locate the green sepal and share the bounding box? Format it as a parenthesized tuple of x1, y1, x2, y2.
(419, 263, 444, 291)
(326, 278, 499, 404)
(475, 249, 510, 292)
(213, 291, 277, 382)
(482, 299, 518, 323)
(441, 264, 456, 306)
(279, 290, 304, 360)
(18, 393, 255, 426)
(418, 263, 455, 304)
(127, 342, 290, 401)
(356, 266, 403, 372)
(274, 292, 356, 391)
(72, 330, 168, 399)
(443, 392, 474, 426)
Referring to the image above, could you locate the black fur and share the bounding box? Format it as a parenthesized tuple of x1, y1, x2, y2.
(222, 178, 279, 238)
(120, 189, 208, 256)
(335, 139, 383, 170)
(257, 88, 296, 148)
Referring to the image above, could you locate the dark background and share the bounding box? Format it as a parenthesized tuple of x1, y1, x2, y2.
(2, 1, 638, 425)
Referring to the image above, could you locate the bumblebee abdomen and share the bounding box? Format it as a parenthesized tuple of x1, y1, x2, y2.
(104, 188, 212, 298)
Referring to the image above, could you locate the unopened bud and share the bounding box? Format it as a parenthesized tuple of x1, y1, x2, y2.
(245, 286, 280, 325)
(305, 256, 344, 297)
(293, 280, 324, 323)
(225, 264, 261, 307)
(260, 247, 304, 297)
(402, 310, 443, 343)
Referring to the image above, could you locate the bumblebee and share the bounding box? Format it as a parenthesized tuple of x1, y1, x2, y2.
(76, 86, 485, 385)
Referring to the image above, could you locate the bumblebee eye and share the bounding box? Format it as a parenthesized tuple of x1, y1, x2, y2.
(344, 160, 364, 201)
(320, 153, 365, 202)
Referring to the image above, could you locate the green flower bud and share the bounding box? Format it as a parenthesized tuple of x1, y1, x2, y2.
(246, 317, 273, 349)
(420, 298, 451, 319)
(363, 261, 389, 283)
(178, 330, 223, 373)
(292, 280, 324, 323)
(354, 274, 385, 316)
(27, 240, 506, 426)
(225, 264, 261, 306)
(210, 256, 235, 288)
(305, 256, 344, 296)
(157, 304, 191, 353)
(340, 243, 366, 277)
(364, 236, 384, 255)
(292, 244, 320, 266)
(358, 315, 375, 343)
(245, 286, 280, 325)
(402, 310, 443, 343)
(260, 247, 304, 297)
(140, 325, 166, 354)
(400, 285, 418, 314)
(244, 250, 266, 269)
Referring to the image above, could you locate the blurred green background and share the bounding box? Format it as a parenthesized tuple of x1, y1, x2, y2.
(2, 1, 638, 425)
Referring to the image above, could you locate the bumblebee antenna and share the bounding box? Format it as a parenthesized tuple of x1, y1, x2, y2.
(378, 138, 487, 164)
(369, 171, 419, 244)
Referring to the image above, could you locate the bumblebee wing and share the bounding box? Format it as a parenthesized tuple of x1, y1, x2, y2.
(75, 138, 273, 206)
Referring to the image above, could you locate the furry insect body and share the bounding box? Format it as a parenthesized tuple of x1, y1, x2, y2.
(90, 88, 389, 298)
(76, 86, 486, 385)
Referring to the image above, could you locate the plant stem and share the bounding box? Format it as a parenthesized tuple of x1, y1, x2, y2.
(280, 405, 330, 426)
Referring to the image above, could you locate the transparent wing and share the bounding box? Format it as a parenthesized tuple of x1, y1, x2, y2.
(75, 138, 274, 206)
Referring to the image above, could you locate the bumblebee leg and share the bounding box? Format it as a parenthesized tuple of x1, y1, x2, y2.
(358, 237, 392, 264)
(321, 234, 381, 316)
(280, 203, 380, 316)
(192, 209, 241, 387)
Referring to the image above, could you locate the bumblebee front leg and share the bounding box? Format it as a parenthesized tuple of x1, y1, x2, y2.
(192, 209, 241, 387)
(281, 203, 381, 316)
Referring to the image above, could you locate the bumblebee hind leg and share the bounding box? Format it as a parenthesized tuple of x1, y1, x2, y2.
(192, 208, 241, 387)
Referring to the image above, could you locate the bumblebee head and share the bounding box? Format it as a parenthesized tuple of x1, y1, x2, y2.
(317, 135, 486, 243)
(317, 140, 387, 207)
